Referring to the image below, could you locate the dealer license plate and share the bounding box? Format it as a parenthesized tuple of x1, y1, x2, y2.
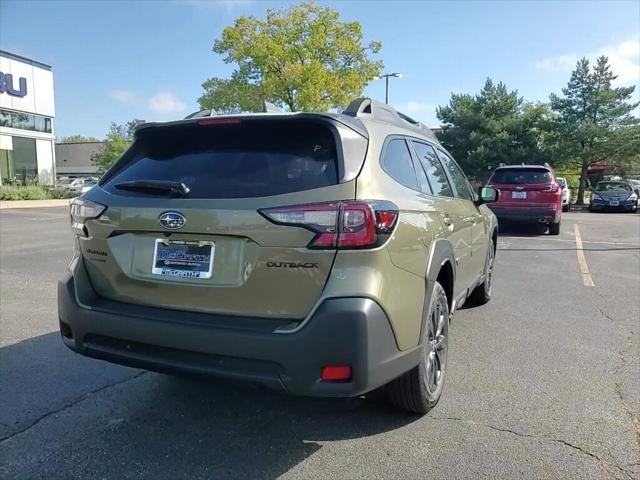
(152, 239, 214, 279)
(512, 191, 527, 199)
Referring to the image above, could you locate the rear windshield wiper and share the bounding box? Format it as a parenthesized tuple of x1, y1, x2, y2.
(114, 180, 191, 196)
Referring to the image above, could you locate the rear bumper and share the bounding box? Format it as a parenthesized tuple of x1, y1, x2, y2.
(58, 271, 420, 397)
(590, 201, 637, 212)
(487, 205, 560, 223)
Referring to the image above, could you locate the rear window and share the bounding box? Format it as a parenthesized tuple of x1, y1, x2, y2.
(101, 119, 339, 199)
(489, 168, 552, 185)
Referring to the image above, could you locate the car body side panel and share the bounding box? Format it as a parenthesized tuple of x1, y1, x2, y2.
(320, 247, 425, 351)
(348, 123, 465, 350)
(469, 203, 494, 278)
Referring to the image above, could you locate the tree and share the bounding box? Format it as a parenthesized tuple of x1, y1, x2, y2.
(436, 79, 552, 181)
(57, 134, 100, 143)
(549, 56, 639, 204)
(90, 119, 145, 172)
(198, 1, 383, 113)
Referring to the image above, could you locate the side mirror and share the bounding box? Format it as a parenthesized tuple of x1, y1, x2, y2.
(476, 186, 499, 205)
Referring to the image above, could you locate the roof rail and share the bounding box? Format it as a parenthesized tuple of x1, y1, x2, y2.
(184, 108, 218, 119)
(343, 97, 439, 142)
(263, 100, 282, 113)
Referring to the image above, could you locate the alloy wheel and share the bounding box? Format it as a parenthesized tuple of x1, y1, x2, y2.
(423, 293, 448, 396)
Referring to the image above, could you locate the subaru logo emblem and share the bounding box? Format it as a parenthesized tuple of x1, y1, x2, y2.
(159, 211, 186, 230)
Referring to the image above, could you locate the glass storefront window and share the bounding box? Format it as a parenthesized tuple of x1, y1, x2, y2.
(12, 137, 38, 185)
(0, 109, 52, 133)
(35, 116, 47, 132)
(0, 149, 14, 184)
(0, 110, 10, 128)
(11, 112, 35, 131)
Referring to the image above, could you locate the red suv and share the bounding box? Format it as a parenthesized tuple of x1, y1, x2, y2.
(486, 164, 562, 235)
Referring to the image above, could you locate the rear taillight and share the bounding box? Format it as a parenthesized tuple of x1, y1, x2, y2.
(259, 201, 398, 249)
(544, 183, 560, 193)
(70, 198, 106, 237)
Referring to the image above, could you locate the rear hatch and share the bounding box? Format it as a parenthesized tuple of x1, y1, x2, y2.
(488, 167, 559, 207)
(79, 116, 366, 319)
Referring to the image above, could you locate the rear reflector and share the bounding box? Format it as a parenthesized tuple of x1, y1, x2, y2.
(321, 365, 352, 382)
(259, 200, 398, 250)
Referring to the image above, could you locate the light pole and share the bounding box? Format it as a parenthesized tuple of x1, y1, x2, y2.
(379, 72, 402, 104)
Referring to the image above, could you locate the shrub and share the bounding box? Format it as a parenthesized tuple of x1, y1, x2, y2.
(0, 185, 75, 200)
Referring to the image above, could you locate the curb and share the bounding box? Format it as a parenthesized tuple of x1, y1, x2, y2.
(0, 199, 73, 210)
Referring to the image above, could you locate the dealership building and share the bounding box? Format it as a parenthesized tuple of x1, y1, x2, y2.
(0, 50, 55, 186)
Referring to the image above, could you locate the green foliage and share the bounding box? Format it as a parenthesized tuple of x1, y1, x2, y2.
(436, 79, 553, 181)
(0, 185, 74, 200)
(199, 1, 383, 113)
(57, 134, 100, 143)
(90, 119, 145, 172)
(549, 56, 639, 203)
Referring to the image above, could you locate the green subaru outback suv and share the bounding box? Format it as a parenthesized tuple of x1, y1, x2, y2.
(59, 98, 498, 413)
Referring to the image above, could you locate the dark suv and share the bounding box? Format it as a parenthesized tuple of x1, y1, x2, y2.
(486, 164, 562, 235)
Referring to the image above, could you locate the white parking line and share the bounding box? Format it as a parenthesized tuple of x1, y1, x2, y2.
(574, 224, 595, 287)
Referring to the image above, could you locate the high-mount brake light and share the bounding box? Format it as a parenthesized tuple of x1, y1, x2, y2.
(197, 118, 242, 126)
(259, 201, 398, 250)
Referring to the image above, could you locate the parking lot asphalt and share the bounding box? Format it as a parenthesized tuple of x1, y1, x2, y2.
(1, 207, 638, 480)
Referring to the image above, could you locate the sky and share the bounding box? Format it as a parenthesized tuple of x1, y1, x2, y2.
(1, 0, 638, 138)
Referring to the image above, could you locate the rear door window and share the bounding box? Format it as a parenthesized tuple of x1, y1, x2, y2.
(101, 119, 339, 199)
(381, 138, 419, 190)
(410, 141, 454, 197)
(436, 149, 475, 201)
(489, 168, 553, 185)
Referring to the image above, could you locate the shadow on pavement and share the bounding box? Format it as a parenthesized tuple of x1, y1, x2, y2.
(497, 222, 549, 237)
(1, 331, 419, 479)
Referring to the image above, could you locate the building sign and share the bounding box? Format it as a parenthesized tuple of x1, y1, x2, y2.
(0, 72, 27, 98)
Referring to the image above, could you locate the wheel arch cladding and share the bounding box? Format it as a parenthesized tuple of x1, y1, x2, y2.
(420, 239, 456, 340)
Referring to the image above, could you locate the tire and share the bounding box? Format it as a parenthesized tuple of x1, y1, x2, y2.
(468, 243, 495, 306)
(562, 205, 567, 212)
(566, 203, 571, 212)
(387, 281, 449, 414)
(549, 220, 561, 235)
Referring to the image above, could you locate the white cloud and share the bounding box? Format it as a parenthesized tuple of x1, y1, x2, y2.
(535, 54, 578, 72)
(597, 35, 640, 85)
(148, 92, 187, 113)
(402, 101, 436, 115)
(535, 34, 639, 85)
(110, 90, 139, 105)
(395, 100, 440, 127)
(183, 0, 253, 12)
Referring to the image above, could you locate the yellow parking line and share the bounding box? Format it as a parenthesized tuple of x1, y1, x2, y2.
(574, 224, 595, 287)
